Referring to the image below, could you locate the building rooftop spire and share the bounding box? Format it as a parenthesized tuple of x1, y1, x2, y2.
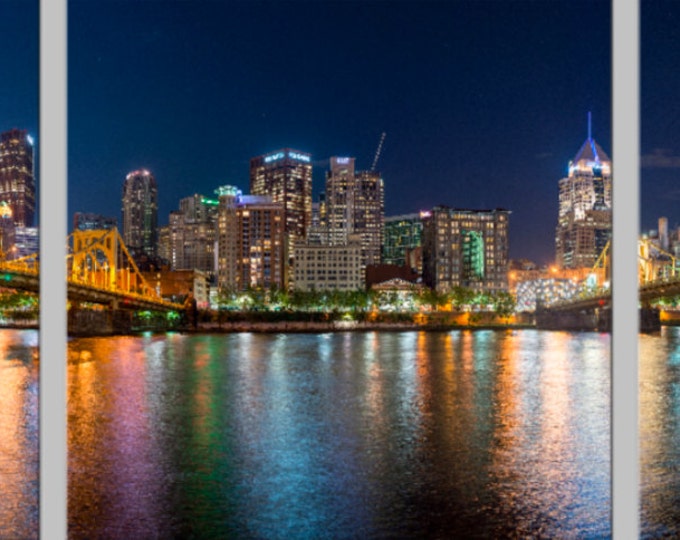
(572, 113, 610, 165)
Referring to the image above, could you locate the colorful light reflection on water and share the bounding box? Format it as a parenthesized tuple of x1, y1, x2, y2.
(68, 330, 610, 538)
(640, 326, 680, 538)
(0, 329, 38, 540)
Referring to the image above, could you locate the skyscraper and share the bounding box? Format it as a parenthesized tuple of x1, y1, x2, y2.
(0, 129, 35, 227)
(216, 186, 285, 291)
(250, 149, 312, 245)
(167, 194, 219, 278)
(324, 157, 384, 270)
(250, 149, 312, 287)
(555, 119, 612, 269)
(324, 157, 356, 245)
(122, 169, 158, 257)
(216, 185, 241, 290)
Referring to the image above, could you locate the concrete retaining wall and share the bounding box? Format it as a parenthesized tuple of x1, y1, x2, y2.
(68, 309, 133, 336)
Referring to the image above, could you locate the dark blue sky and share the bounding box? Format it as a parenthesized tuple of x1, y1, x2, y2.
(67, 0, 612, 264)
(641, 0, 680, 236)
(0, 0, 38, 219)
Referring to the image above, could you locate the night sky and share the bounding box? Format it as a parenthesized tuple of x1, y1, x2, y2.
(641, 0, 680, 236)
(0, 0, 38, 220)
(65, 0, 613, 265)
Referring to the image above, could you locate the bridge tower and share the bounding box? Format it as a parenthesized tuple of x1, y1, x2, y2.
(68, 227, 157, 298)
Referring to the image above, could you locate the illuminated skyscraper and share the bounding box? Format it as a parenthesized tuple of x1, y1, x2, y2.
(0, 129, 35, 227)
(422, 207, 510, 293)
(216, 186, 241, 289)
(122, 169, 158, 257)
(555, 118, 612, 269)
(250, 149, 312, 287)
(324, 157, 384, 270)
(324, 157, 356, 245)
(167, 194, 219, 278)
(250, 149, 312, 245)
(216, 186, 285, 290)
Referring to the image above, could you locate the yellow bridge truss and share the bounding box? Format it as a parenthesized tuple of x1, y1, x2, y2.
(638, 238, 677, 284)
(0, 252, 39, 275)
(67, 228, 161, 301)
(584, 238, 678, 286)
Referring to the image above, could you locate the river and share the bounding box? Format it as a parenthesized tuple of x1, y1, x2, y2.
(640, 325, 680, 538)
(0, 329, 38, 540)
(66, 329, 611, 538)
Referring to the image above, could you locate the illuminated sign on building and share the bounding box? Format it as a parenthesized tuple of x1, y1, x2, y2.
(215, 185, 242, 197)
(263, 150, 311, 164)
(336, 157, 350, 164)
(288, 151, 310, 162)
(264, 152, 285, 163)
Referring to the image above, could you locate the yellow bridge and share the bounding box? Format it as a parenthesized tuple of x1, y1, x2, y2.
(539, 239, 680, 331)
(1, 232, 679, 314)
(0, 228, 182, 312)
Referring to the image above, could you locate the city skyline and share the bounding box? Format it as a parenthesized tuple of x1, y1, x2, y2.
(67, 0, 611, 265)
(7, 1, 680, 263)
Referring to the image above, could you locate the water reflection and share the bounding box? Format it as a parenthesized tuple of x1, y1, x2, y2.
(0, 330, 38, 540)
(68, 330, 610, 538)
(640, 326, 680, 538)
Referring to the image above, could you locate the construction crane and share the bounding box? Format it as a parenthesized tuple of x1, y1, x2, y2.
(371, 132, 386, 172)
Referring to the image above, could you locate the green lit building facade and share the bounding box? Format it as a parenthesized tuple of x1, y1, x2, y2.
(422, 206, 510, 294)
(382, 213, 423, 272)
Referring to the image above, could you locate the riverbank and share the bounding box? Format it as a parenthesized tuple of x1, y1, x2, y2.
(180, 310, 536, 333)
(183, 319, 535, 334)
(0, 321, 38, 330)
(67, 309, 535, 337)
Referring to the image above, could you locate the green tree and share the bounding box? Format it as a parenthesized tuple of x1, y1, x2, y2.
(417, 287, 446, 311)
(449, 286, 476, 310)
(492, 291, 516, 319)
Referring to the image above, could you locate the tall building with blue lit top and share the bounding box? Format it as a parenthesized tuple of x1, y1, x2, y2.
(555, 119, 612, 269)
(250, 149, 312, 287)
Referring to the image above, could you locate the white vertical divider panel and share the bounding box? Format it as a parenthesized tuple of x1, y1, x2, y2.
(40, 0, 67, 538)
(612, 0, 640, 538)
